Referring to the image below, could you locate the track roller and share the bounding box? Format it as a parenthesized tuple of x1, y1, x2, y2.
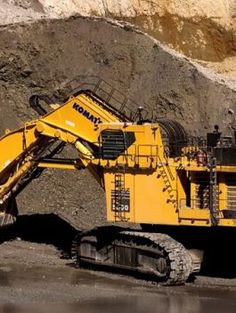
(71, 227, 197, 285)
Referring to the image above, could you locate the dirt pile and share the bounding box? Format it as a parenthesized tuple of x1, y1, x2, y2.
(0, 16, 235, 228)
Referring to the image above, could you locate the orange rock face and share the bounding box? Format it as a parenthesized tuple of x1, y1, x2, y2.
(36, 0, 236, 61)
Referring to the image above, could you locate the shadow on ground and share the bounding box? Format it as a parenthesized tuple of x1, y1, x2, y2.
(1, 214, 236, 280)
(16, 214, 78, 257)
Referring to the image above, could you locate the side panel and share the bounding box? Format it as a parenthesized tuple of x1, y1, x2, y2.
(133, 172, 179, 224)
(105, 170, 179, 225)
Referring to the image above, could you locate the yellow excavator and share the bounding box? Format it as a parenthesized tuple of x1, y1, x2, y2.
(1, 82, 236, 284)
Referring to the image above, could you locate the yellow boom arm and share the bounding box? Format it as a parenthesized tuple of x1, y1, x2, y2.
(0, 91, 125, 226)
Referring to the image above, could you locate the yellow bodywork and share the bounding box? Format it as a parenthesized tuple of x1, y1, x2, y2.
(99, 123, 236, 227)
(0, 90, 236, 228)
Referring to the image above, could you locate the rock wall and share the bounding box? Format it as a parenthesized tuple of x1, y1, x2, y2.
(0, 16, 235, 228)
(3, 0, 236, 61)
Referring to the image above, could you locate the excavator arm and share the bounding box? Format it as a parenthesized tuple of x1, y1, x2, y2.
(0, 90, 128, 227)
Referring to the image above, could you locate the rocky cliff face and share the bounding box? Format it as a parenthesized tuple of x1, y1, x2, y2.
(1, 0, 236, 62)
(4, 0, 235, 62)
(51, 0, 236, 61)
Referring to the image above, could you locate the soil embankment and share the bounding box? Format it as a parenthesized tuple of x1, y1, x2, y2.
(3, 0, 236, 62)
(1, 0, 236, 81)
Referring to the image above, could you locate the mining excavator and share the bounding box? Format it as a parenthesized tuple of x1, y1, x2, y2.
(1, 81, 236, 285)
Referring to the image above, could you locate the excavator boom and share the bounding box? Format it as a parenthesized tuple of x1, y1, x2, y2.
(0, 91, 126, 226)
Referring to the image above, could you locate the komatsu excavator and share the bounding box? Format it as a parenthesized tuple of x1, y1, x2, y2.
(1, 82, 236, 285)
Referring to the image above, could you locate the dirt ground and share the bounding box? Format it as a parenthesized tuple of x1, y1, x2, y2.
(2, 215, 236, 295)
(0, 236, 236, 312)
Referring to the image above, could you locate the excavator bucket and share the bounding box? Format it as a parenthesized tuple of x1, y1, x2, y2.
(0, 198, 18, 228)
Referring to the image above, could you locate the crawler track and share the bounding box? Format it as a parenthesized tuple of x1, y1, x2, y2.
(71, 229, 196, 285)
